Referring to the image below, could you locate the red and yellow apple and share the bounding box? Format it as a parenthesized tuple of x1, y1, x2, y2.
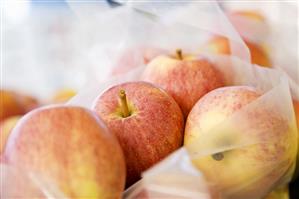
(4, 106, 126, 199)
(204, 36, 271, 67)
(92, 81, 184, 186)
(184, 86, 297, 199)
(141, 49, 224, 117)
(0, 115, 21, 154)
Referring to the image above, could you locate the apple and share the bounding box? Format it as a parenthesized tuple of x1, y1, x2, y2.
(141, 49, 224, 117)
(204, 36, 271, 67)
(4, 105, 126, 199)
(0, 115, 21, 155)
(184, 86, 297, 199)
(92, 81, 184, 186)
(0, 90, 39, 121)
(50, 88, 76, 104)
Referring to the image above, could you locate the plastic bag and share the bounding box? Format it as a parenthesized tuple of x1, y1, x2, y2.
(68, 2, 296, 198)
(0, 163, 66, 199)
(221, 2, 298, 96)
(105, 0, 251, 77)
(123, 55, 297, 199)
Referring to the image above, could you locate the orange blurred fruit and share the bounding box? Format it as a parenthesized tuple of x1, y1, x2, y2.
(204, 36, 271, 67)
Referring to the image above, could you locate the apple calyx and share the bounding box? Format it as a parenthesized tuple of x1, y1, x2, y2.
(176, 49, 183, 60)
(212, 152, 224, 161)
(119, 89, 130, 118)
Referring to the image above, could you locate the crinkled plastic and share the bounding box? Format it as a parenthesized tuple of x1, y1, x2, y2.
(222, 2, 298, 99)
(103, 0, 251, 77)
(123, 148, 218, 199)
(122, 54, 297, 199)
(69, 2, 296, 198)
(0, 163, 66, 199)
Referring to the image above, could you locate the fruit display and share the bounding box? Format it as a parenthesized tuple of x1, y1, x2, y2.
(2, 1, 298, 199)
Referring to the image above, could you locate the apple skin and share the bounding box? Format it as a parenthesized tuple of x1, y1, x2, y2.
(0, 115, 21, 155)
(184, 86, 297, 199)
(92, 81, 184, 187)
(0, 90, 39, 121)
(141, 55, 224, 117)
(4, 105, 126, 199)
(205, 36, 271, 67)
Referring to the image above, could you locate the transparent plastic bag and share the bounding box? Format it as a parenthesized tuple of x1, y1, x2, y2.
(105, 0, 251, 77)
(123, 55, 297, 199)
(67, 2, 297, 198)
(0, 163, 66, 199)
(221, 2, 298, 95)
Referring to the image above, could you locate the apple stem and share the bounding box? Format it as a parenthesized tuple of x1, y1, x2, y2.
(119, 90, 130, 118)
(212, 152, 224, 161)
(176, 49, 183, 60)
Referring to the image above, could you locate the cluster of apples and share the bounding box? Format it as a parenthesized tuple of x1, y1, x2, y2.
(2, 43, 298, 199)
(1, 8, 298, 199)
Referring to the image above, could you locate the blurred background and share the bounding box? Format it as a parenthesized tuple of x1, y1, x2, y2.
(2, 0, 120, 101)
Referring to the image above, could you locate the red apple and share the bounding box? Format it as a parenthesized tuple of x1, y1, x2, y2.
(184, 86, 297, 199)
(4, 105, 126, 199)
(141, 49, 224, 117)
(92, 81, 184, 186)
